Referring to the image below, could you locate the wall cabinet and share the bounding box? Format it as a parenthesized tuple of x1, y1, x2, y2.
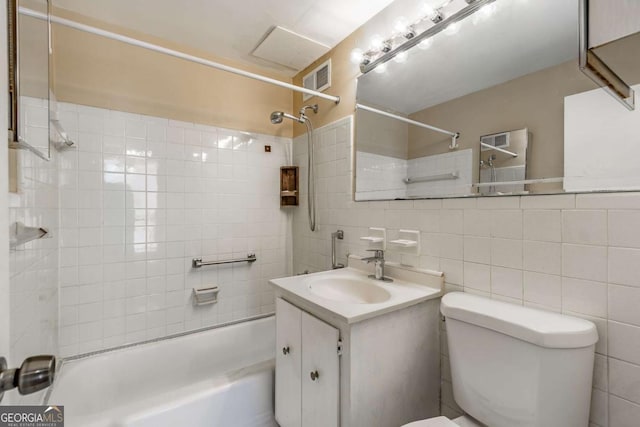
(275, 298, 339, 427)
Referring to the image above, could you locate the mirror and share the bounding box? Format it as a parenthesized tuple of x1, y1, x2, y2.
(8, 0, 51, 160)
(354, 0, 640, 200)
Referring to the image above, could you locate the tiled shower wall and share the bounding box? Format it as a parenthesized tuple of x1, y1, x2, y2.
(293, 116, 640, 427)
(9, 97, 59, 369)
(9, 150, 59, 367)
(56, 103, 291, 357)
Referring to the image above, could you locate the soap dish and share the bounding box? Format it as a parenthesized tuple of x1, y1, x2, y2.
(389, 229, 420, 255)
(389, 239, 418, 247)
(192, 286, 219, 306)
(360, 236, 384, 243)
(360, 227, 386, 250)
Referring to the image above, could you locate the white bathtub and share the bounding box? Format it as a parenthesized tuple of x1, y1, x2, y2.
(47, 316, 276, 427)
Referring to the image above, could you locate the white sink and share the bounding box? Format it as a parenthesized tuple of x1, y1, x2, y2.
(308, 277, 391, 304)
(269, 259, 443, 324)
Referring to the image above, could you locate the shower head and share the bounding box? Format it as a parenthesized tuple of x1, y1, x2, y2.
(270, 111, 304, 124)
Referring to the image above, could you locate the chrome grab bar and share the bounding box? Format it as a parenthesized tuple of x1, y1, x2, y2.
(192, 253, 257, 268)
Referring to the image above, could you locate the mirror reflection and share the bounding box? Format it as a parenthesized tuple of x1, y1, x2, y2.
(17, 0, 50, 158)
(354, 0, 640, 200)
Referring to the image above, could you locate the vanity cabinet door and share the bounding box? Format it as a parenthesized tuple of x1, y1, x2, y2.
(275, 298, 302, 427)
(301, 311, 339, 427)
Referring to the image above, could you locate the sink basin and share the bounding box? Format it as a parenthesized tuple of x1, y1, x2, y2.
(308, 277, 391, 304)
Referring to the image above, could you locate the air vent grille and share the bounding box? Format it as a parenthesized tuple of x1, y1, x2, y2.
(480, 132, 511, 151)
(302, 59, 331, 101)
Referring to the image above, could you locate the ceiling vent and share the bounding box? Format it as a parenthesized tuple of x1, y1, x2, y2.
(302, 59, 332, 101)
(252, 26, 330, 72)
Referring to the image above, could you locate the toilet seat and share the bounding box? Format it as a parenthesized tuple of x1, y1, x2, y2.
(402, 416, 458, 427)
(402, 415, 483, 427)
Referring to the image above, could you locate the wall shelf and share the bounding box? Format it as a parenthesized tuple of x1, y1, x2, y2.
(280, 166, 299, 206)
(389, 239, 418, 247)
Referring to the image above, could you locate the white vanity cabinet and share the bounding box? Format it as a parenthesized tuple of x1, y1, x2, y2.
(271, 261, 443, 427)
(276, 298, 340, 427)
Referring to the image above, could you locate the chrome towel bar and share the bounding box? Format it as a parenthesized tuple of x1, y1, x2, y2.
(403, 172, 459, 184)
(192, 253, 257, 268)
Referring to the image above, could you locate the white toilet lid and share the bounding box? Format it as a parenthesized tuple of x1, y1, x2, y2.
(402, 416, 459, 427)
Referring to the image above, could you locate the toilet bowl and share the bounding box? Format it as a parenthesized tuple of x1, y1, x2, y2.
(402, 292, 598, 427)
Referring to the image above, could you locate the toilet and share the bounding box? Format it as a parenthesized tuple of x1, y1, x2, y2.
(404, 292, 598, 427)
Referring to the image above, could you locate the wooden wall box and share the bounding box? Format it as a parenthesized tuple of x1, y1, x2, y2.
(280, 166, 299, 206)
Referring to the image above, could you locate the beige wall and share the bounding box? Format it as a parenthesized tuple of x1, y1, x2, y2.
(408, 60, 595, 188)
(19, 2, 49, 98)
(51, 7, 293, 137)
(292, 27, 364, 137)
(355, 109, 408, 159)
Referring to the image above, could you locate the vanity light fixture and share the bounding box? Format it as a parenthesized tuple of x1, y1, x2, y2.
(355, 0, 497, 74)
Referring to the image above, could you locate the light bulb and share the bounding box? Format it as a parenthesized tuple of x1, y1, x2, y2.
(423, 3, 435, 17)
(444, 22, 460, 35)
(393, 51, 408, 63)
(370, 35, 384, 50)
(374, 62, 387, 74)
(473, 3, 496, 24)
(404, 25, 417, 39)
(481, 3, 497, 17)
(394, 17, 409, 34)
(418, 38, 433, 50)
(423, 3, 443, 23)
(350, 48, 364, 65)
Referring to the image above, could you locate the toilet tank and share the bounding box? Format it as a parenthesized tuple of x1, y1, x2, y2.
(441, 292, 598, 427)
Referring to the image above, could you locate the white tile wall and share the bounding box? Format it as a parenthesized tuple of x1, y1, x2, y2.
(355, 151, 406, 200)
(406, 149, 473, 198)
(293, 116, 640, 427)
(9, 98, 59, 365)
(55, 103, 291, 357)
(355, 149, 473, 200)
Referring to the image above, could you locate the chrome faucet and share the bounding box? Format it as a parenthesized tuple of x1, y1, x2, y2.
(331, 230, 345, 269)
(362, 250, 393, 282)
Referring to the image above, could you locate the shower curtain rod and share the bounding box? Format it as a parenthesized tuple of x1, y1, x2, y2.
(19, 7, 341, 104)
(355, 103, 460, 149)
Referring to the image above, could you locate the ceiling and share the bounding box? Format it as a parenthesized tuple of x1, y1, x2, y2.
(357, 0, 579, 115)
(52, 0, 395, 76)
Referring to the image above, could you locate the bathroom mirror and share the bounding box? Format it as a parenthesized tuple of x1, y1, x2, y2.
(8, 0, 51, 160)
(354, 0, 640, 201)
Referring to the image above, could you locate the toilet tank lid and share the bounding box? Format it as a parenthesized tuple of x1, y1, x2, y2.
(441, 292, 598, 349)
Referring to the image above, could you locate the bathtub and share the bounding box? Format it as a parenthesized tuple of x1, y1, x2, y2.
(46, 315, 276, 427)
